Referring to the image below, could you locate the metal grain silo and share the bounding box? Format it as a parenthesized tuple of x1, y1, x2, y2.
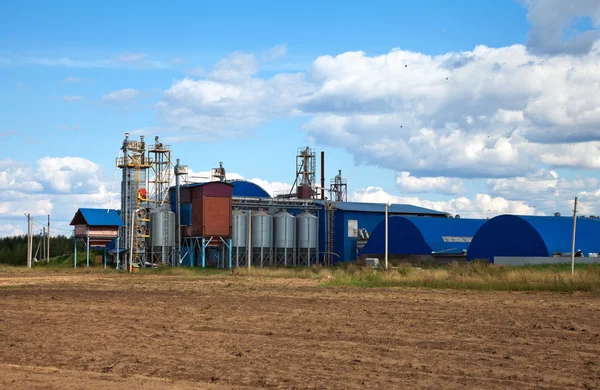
(232, 210, 248, 267)
(251, 210, 272, 266)
(150, 208, 176, 265)
(297, 211, 318, 266)
(273, 211, 295, 266)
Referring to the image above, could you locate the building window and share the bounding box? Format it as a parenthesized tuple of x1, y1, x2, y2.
(348, 220, 358, 238)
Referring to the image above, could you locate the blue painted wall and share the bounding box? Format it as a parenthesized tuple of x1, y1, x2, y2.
(359, 216, 485, 256)
(335, 210, 394, 262)
(467, 215, 600, 262)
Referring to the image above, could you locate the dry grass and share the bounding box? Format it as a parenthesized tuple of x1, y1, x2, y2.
(323, 261, 600, 292)
(2, 260, 599, 293)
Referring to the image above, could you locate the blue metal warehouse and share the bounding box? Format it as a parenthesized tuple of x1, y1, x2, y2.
(467, 215, 600, 262)
(358, 216, 485, 260)
(316, 203, 448, 263)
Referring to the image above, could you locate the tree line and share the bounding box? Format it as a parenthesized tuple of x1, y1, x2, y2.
(0, 234, 87, 265)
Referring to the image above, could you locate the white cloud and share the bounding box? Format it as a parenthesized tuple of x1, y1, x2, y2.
(0, 130, 18, 136)
(351, 187, 537, 219)
(181, 167, 291, 197)
(246, 178, 291, 197)
(117, 53, 146, 62)
(157, 42, 600, 177)
(0, 159, 43, 192)
(102, 88, 140, 102)
(486, 169, 599, 215)
(63, 95, 83, 103)
(34, 157, 104, 194)
(0, 156, 115, 236)
(0, 224, 25, 237)
(395, 172, 464, 194)
(172, 57, 185, 64)
(263, 44, 287, 61)
(524, 0, 600, 55)
(208, 51, 259, 81)
(157, 67, 314, 139)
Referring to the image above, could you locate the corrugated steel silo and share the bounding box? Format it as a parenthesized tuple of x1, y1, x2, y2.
(273, 211, 295, 266)
(251, 210, 272, 266)
(297, 211, 318, 266)
(150, 208, 176, 265)
(232, 210, 248, 267)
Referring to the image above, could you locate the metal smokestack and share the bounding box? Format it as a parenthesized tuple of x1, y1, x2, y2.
(320, 151, 325, 200)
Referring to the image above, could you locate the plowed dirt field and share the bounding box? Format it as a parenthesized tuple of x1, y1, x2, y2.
(0, 272, 598, 389)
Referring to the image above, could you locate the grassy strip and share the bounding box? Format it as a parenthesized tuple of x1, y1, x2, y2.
(2, 260, 599, 293)
(322, 262, 600, 293)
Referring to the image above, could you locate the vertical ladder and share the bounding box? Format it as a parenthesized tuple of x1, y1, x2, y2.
(327, 202, 335, 266)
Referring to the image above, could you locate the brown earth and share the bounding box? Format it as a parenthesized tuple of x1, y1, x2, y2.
(0, 272, 599, 389)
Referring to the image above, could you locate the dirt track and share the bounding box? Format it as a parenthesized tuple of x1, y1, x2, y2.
(0, 272, 599, 389)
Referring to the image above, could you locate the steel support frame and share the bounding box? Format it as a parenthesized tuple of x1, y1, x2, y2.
(274, 248, 295, 266)
(232, 246, 247, 268)
(181, 236, 232, 269)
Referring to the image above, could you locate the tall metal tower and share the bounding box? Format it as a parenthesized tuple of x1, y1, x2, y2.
(174, 158, 188, 266)
(211, 162, 226, 182)
(149, 136, 172, 207)
(296, 146, 316, 199)
(330, 169, 348, 202)
(117, 133, 152, 268)
(326, 170, 347, 266)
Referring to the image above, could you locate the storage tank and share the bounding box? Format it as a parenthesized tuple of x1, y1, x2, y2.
(232, 210, 248, 267)
(150, 208, 176, 265)
(251, 210, 272, 266)
(273, 211, 295, 266)
(297, 211, 318, 266)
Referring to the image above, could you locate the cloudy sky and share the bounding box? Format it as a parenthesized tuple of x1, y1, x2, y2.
(1, 0, 600, 236)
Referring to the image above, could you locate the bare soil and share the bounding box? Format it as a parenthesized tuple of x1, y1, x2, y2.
(0, 272, 599, 389)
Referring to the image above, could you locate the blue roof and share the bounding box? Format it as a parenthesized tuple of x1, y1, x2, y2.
(359, 216, 485, 256)
(69, 208, 123, 227)
(467, 215, 600, 262)
(228, 180, 271, 198)
(329, 201, 447, 216)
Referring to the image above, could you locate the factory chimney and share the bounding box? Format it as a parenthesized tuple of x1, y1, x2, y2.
(321, 151, 325, 200)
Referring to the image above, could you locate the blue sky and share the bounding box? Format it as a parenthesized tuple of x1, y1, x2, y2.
(2, 0, 600, 235)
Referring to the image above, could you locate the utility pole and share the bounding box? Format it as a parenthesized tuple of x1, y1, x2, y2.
(47, 214, 50, 262)
(571, 196, 578, 275)
(385, 203, 389, 270)
(42, 227, 46, 262)
(26, 213, 32, 268)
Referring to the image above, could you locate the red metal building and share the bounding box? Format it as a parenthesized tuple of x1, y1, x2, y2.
(181, 182, 233, 238)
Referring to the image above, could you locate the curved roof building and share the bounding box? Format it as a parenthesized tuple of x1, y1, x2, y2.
(466, 215, 600, 262)
(228, 180, 271, 198)
(359, 216, 485, 256)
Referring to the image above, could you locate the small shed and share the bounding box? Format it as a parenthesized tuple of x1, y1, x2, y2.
(70, 208, 123, 247)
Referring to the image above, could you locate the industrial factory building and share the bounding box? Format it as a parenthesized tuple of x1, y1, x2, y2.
(69, 134, 600, 269)
(358, 216, 485, 264)
(466, 215, 600, 263)
(70, 135, 453, 269)
(167, 184, 448, 266)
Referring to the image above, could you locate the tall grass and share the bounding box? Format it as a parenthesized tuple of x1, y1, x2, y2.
(2, 259, 599, 293)
(322, 261, 600, 293)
